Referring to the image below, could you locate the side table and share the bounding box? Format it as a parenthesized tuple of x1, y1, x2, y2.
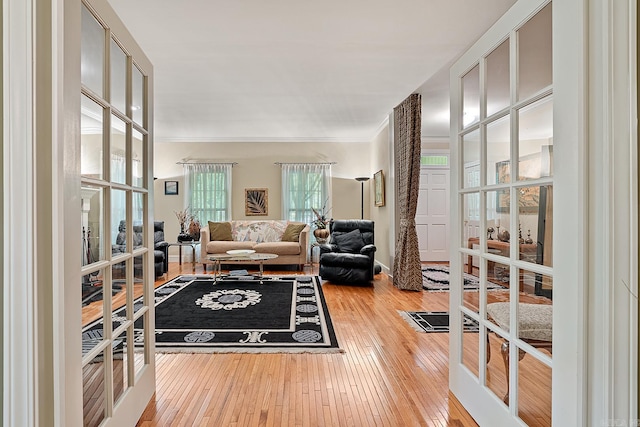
(168, 241, 200, 271)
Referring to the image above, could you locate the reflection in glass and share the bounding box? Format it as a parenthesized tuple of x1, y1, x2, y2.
(83, 350, 106, 427)
(110, 38, 127, 114)
(113, 330, 129, 405)
(132, 65, 144, 125)
(81, 5, 104, 97)
(461, 312, 480, 378)
(133, 192, 144, 230)
(518, 349, 552, 425)
(489, 261, 511, 294)
(462, 255, 480, 314)
(517, 185, 552, 268)
(81, 186, 104, 265)
(462, 193, 480, 247)
(517, 3, 552, 101)
(111, 115, 127, 184)
(486, 39, 510, 117)
(485, 331, 509, 408)
(486, 116, 510, 185)
(132, 129, 144, 187)
(462, 130, 480, 189)
(519, 269, 553, 312)
(133, 256, 145, 315)
(111, 189, 128, 250)
(111, 264, 127, 331)
(81, 95, 104, 179)
(462, 64, 480, 128)
(518, 97, 553, 181)
(81, 269, 104, 350)
(134, 312, 147, 377)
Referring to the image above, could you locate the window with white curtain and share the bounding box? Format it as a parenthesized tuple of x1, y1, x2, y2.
(281, 163, 332, 225)
(183, 163, 232, 222)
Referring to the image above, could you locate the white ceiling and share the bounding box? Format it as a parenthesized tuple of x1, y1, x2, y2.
(107, 0, 516, 143)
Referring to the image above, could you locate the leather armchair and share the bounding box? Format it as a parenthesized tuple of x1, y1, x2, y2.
(112, 220, 168, 279)
(319, 219, 376, 285)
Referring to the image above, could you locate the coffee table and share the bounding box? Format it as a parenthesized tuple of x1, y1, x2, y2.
(208, 252, 278, 282)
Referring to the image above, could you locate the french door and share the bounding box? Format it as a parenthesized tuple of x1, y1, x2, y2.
(79, 0, 155, 425)
(449, 1, 560, 425)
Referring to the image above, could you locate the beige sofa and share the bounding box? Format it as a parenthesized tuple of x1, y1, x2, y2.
(200, 220, 309, 270)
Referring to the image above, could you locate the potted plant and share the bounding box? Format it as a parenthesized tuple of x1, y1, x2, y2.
(174, 208, 194, 242)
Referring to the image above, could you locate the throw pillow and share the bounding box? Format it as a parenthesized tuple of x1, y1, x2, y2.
(208, 221, 232, 241)
(281, 223, 306, 242)
(334, 229, 365, 253)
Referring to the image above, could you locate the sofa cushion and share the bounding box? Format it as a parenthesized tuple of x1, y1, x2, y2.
(254, 242, 301, 255)
(281, 223, 306, 242)
(333, 229, 365, 253)
(209, 221, 232, 241)
(206, 241, 255, 254)
(232, 220, 288, 243)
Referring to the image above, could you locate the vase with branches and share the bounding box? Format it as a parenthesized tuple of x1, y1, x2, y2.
(311, 201, 331, 243)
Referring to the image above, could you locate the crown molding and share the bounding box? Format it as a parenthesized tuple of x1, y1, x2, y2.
(155, 136, 373, 144)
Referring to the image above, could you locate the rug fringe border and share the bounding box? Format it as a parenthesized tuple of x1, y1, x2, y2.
(397, 310, 425, 333)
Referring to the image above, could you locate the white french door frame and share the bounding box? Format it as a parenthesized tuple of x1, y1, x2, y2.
(449, 0, 588, 425)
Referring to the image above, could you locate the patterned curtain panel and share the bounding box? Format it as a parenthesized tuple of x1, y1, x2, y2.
(393, 93, 423, 291)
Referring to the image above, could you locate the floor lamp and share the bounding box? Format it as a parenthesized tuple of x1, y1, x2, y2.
(355, 177, 370, 219)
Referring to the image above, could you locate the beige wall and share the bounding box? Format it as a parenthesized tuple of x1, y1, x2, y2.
(154, 140, 374, 249)
(369, 122, 392, 271)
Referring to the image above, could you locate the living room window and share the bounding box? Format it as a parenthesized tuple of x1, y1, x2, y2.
(184, 162, 232, 222)
(280, 163, 332, 225)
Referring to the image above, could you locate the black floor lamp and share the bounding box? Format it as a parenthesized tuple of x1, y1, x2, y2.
(355, 177, 370, 219)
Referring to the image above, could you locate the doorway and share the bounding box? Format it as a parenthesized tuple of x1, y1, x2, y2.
(416, 152, 450, 262)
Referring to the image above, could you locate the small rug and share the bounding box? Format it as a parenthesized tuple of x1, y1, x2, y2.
(398, 311, 479, 333)
(82, 275, 342, 354)
(422, 264, 505, 292)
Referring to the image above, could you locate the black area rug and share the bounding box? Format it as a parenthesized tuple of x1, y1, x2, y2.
(422, 264, 505, 292)
(398, 311, 479, 333)
(83, 275, 342, 353)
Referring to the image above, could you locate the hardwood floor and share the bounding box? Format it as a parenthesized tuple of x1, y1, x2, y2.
(83, 262, 551, 426)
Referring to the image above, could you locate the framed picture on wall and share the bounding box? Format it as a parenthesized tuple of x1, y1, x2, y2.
(245, 188, 268, 216)
(164, 180, 179, 195)
(374, 170, 385, 207)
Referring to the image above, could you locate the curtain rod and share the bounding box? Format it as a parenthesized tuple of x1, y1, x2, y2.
(274, 162, 336, 166)
(177, 161, 238, 165)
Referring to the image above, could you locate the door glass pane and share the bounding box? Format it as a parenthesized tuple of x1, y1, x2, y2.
(113, 330, 129, 406)
(81, 268, 105, 352)
(517, 185, 552, 266)
(111, 189, 128, 251)
(486, 116, 510, 185)
(81, 95, 104, 180)
(134, 312, 147, 376)
(83, 350, 106, 427)
(517, 350, 552, 424)
(486, 329, 509, 407)
(462, 64, 480, 128)
(133, 192, 144, 241)
(462, 129, 480, 188)
(134, 257, 145, 315)
(462, 192, 480, 247)
(81, 186, 104, 264)
(132, 129, 144, 188)
(111, 115, 126, 184)
(81, 6, 105, 96)
(518, 97, 553, 181)
(110, 38, 127, 114)
(111, 264, 127, 332)
(486, 39, 510, 117)
(517, 3, 552, 100)
(461, 312, 480, 378)
(132, 65, 144, 126)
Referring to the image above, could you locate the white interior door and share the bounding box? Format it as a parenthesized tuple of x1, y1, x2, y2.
(416, 154, 450, 261)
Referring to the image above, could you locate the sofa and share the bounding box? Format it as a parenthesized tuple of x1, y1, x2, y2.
(200, 220, 309, 270)
(112, 220, 168, 279)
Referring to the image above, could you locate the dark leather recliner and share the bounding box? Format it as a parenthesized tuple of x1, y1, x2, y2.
(112, 220, 168, 278)
(319, 219, 376, 285)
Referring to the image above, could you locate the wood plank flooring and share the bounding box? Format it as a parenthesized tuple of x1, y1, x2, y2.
(83, 262, 551, 426)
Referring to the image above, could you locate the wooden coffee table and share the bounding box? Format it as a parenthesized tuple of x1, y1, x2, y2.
(207, 252, 278, 282)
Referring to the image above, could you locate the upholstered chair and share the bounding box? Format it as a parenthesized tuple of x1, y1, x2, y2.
(318, 219, 376, 285)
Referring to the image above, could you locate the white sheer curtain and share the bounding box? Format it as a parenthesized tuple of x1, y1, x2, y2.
(111, 153, 126, 243)
(281, 163, 332, 225)
(183, 163, 232, 222)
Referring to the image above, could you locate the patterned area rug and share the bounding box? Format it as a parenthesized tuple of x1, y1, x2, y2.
(82, 275, 342, 354)
(398, 311, 479, 333)
(422, 264, 505, 292)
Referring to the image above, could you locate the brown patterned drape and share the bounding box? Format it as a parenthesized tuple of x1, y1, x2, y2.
(393, 94, 423, 291)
